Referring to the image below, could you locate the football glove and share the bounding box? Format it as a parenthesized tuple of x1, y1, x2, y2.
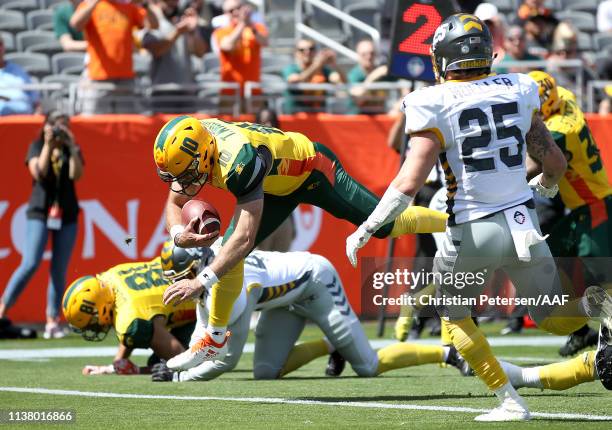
(151, 361, 175, 382)
(528, 173, 559, 198)
(113, 358, 140, 375)
(346, 225, 372, 268)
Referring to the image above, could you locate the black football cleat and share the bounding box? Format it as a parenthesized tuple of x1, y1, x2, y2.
(325, 351, 346, 377)
(596, 323, 612, 390)
(445, 346, 474, 376)
(558, 326, 598, 357)
(151, 360, 175, 382)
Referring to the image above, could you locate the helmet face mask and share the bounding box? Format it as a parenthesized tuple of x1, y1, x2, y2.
(73, 315, 111, 342)
(160, 240, 207, 281)
(528, 70, 560, 119)
(153, 116, 216, 196)
(431, 14, 493, 81)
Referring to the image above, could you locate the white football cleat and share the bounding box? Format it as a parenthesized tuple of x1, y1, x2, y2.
(474, 395, 530, 422)
(167, 331, 231, 371)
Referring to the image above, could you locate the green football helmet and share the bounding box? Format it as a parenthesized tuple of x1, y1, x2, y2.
(430, 13, 493, 81)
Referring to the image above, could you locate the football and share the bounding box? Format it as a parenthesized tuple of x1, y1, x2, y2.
(181, 199, 221, 236)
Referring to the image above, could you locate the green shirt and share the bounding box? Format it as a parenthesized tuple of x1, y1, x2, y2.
(282, 63, 332, 114)
(53, 3, 84, 42)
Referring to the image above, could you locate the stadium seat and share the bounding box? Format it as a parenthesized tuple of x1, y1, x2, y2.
(0, 10, 26, 34)
(267, 12, 295, 47)
(555, 11, 597, 33)
(0, 0, 39, 14)
(593, 33, 612, 52)
(195, 73, 218, 84)
(51, 51, 85, 74)
(560, 0, 598, 13)
(261, 73, 285, 85)
(0, 31, 15, 52)
(487, 0, 516, 15)
(576, 31, 593, 52)
(42, 73, 80, 85)
(202, 52, 220, 73)
(543, 0, 560, 11)
(41, 0, 69, 9)
(266, 0, 295, 13)
(5, 52, 51, 78)
(27, 10, 54, 31)
(262, 52, 291, 75)
(16, 30, 56, 51)
(305, 0, 347, 44)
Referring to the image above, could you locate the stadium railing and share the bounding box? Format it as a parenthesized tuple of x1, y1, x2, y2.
(296, 0, 380, 62)
(586, 80, 612, 113)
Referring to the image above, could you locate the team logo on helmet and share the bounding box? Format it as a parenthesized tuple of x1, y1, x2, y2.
(458, 14, 483, 32)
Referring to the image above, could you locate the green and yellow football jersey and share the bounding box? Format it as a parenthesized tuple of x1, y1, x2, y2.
(546, 87, 612, 210)
(202, 119, 326, 197)
(99, 258, 196, 348)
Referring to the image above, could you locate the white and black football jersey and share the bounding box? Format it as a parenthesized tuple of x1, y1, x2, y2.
(401, 73, 540, 225)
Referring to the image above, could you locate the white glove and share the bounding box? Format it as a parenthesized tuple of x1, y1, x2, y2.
(529, 173, 559, 198)
(346, 225, 372, 268)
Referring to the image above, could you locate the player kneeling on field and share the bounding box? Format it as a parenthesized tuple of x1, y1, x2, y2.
(62, 243, 198, 375)
(152, 242, 468, 382)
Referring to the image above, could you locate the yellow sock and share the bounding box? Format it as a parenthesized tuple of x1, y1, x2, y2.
(208, 259, 244, 327)
(539, 316, 589, 336)
(390, 206, 448, 237)
(280, 339, 329, 377)
(539, 351, 596, 390)
(446, 317, 508, 390)
(376, 343, 444, 375)
(440, 318, 452, 346)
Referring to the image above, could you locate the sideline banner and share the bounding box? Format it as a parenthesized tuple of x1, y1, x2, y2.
(0, 114, 414, 322)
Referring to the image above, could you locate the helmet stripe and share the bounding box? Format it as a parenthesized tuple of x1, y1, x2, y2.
(155, 115, 190, 153)
(62, 275, 95, 309)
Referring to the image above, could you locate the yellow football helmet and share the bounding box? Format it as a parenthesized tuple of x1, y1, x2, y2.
(153, 115, 216, 195)
(62, 275, 114, 341)
(528, 71, 560, 120)
(160, 239, 213, 281)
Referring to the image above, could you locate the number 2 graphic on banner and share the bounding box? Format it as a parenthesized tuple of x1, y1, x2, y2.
(399, 3, 442, 56)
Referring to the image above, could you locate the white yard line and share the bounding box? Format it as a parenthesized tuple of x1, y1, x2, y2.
(0, 336, 568, 360)
(0, 386, 610, 421)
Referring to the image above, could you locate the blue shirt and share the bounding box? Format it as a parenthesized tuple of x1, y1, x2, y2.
(0, 61, 40, 108)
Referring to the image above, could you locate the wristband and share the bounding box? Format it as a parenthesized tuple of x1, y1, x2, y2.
(196, 266, 219, 289)
(170, 224, 185, 245)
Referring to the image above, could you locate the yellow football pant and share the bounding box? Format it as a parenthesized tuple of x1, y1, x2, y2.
(376, 343, 444, 375)
(539, 351, 596, 390)
(208, 259, 244, 327)
(446, 317, 507, 390)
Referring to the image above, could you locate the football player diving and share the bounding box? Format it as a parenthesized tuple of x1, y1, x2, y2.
(62, 250, 197, 375)
(347, 13, 612, 421)
(151, 241, 468, 382)
(152, 116, 450, 370)
(527, 71, 612, 358)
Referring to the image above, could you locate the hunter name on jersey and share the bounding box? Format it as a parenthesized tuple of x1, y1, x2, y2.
(401, 73, 540, 225)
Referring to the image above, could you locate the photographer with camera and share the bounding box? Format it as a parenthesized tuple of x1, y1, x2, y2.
(0, 111, 83, 340)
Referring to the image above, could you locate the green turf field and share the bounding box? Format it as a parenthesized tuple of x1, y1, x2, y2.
(0, 322, 610, 429)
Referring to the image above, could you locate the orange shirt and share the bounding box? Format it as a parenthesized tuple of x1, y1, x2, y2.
(78, 0, 146, 80)
(213, 23, 268, 94)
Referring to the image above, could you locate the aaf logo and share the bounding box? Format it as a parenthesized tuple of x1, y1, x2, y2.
(458, 14, 483, 32)
(513, 210, 526, 225)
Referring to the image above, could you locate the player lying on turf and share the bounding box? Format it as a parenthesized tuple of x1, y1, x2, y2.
(347, 13, 612, 421)
(62, 248, 196, 375)
(151, 242, 467, 382)
(153, 115, 449, 369)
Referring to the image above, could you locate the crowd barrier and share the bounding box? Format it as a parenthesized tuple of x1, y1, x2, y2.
(1, 114, 611, 323)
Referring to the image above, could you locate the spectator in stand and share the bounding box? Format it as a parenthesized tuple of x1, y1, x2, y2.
(474, 3, 505, 65)
(598, 0, 612, 33)
(181, 0, 214, 48)
(54, 0, 87, 52)
(515, 0, 555, 24)
(0, 38, 40, 115)
(347, 39, 392, 115)
(213, 0, 267, 107)
(547, 22, 597, 90)
(522, 13, 559, 58)
(496, 25, 542, 74)
(142, 0, 207, 112)
(70, 0, 158, 114)
(0, 111, 83, 339)
(282, 39, 346, 114)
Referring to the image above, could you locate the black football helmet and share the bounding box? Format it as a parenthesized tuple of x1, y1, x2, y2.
(430, 13, 493, 81)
